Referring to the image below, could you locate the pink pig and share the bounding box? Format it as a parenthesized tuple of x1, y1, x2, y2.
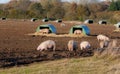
(37, 40, 56, 51)
(67, 40, 77, 51)
(97, 34, 109, 41)
(74, 30, 82, 35)
(80, 41, 91, 50)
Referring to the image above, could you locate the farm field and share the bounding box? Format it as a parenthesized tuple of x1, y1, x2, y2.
(0, 19, 120, 73)
(0, 57, 120, 74)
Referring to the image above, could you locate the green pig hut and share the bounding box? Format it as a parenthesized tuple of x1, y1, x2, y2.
(69, 25, 90, 35)
(36, 24, 57, 34)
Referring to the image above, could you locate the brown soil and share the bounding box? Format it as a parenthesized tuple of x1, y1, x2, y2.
(0, 19, 120, 68)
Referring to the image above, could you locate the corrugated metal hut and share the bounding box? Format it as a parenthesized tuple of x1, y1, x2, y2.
(36, 24, 56, 34)
(69, 25, 90, 35)
(31, 18, 37, 22)
(1, 17, 6, 20)
(114, 22, 120, 29)
(56, 19, 62, 23)
(42, 18, 49, 22)
(98, 20, 107, 25)
(84, 19, 93, 24)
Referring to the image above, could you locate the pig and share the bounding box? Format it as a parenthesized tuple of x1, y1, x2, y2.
(37, 40, 56, 51)
(80, 41, 91, 50)
(107, 39, 117, 49)
(99, 40, 109, 48)
(99, 39, 117, 49)
(111, 39, 117, 47)
(67, 40, 77, 51)
(39, 28, 49, 34)
(97, 34, 110, 41)
(74, 30, 82, 35)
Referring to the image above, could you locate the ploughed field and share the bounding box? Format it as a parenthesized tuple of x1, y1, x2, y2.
(0, 20, 120, 68)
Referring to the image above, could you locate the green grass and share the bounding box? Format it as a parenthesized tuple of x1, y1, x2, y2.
(0, 56, 120, 74)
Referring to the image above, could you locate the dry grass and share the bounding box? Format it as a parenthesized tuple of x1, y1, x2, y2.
(0, 56, 120, 74)
(27, 32, 86, 38)
(113, 29, 120, 32)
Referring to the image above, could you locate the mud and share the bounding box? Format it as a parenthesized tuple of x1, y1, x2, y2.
(0, 20, 119, 68)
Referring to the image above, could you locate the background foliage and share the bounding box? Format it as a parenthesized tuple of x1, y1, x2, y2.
(0, 0, 120, 23)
